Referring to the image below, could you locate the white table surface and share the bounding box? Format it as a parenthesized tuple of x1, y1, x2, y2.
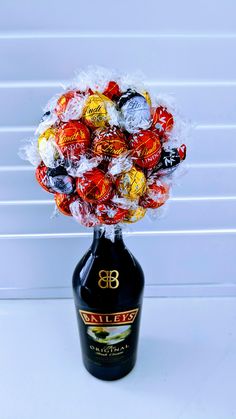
(0, 297, 235, 419)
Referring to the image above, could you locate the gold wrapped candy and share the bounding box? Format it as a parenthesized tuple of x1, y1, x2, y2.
(116, 167, 146, 200)
(38, 127, 55, 148)
(124, 207, 147, 223)
(83, 93, 114, 129)
(38, 128, 60, 168)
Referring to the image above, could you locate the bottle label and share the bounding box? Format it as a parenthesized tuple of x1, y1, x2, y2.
(77, 307, 141, 366)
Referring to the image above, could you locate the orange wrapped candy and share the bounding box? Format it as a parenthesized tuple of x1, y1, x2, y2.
(92, 127, 128, 159)
(54, 193, 79, 216)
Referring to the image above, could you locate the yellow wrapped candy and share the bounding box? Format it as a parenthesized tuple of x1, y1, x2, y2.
(38, 128, 60, 168)
(82, 93, 114, 129)
(124, 207, 147, 223)
(116, 167, 146, 200)
(38, 127, 55, 148)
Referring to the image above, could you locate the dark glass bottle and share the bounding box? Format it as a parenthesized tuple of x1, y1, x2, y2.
(72, 225, 144, 381)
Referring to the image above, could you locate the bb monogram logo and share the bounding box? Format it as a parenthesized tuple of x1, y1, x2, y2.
(98, 270, 119, 289)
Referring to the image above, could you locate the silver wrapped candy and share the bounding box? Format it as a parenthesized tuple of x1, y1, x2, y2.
(47, 166, 74, 194)
(117, 90, 151, 134)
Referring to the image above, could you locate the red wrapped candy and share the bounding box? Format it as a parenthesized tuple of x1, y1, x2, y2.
(56, 91, 75, 118)
(76, 168, 113, 204)
(152, 106, 174, 135)
(103, 81, 121, 101)
(177, 144, 187, 160)
(92, 127, 128, 159)
(55, 90, 84, 122)
(129, 130, 162, 169)
(140, 179, 170, 209)
(54, 193, 78, 216)
(56, 121, 90, 159)
(96, 203, 128, 225)
(70, 199, 99, 227)
(35, 162, 54, 193)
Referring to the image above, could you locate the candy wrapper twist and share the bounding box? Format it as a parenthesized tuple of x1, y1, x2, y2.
(20, 67, 188, 232)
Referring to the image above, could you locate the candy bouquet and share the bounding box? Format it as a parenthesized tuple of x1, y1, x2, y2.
(21, 67, 187, 231)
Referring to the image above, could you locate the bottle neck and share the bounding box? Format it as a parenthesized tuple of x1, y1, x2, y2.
(91, 225, 125, 254)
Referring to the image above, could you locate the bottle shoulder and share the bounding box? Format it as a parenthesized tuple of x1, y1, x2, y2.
(72, 249, 92, 288)
(73, 246, 144, 311)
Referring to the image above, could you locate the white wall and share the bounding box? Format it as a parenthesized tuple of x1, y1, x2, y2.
(0, 0, 236, 298)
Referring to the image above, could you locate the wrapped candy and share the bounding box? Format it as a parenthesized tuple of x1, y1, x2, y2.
(151, 106, 174, 142)
(152, 106, 174, 134)
(153, 144, 187, 175)
(21, 67, 188, 229)
(55, 90, 85, 122)
(76, 168, 113, 204)
(96, 203, 129, 225)
(82, 93, 116, 129)
(56, 120, 90, 160)
(38, 128, 62, 168)
(70, 199, 99, 227)
(116, 167, 146, 200)
(139, 178, 170, 209)
(124, 207, 147, 223)
(129, 130, 162, 169)
(47, 166, 75, 194)
(35, 162, 54, 193)
(103, 81, 121, 101)
(54, 193, 78, 216)
(117, 89, 151, 133)
(92, 127, 128, 159)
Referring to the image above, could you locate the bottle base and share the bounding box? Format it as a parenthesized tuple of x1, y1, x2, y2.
(83, 357, 136, 381)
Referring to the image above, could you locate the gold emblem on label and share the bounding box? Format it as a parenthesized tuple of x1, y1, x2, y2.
(98, 270, 119, 289)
